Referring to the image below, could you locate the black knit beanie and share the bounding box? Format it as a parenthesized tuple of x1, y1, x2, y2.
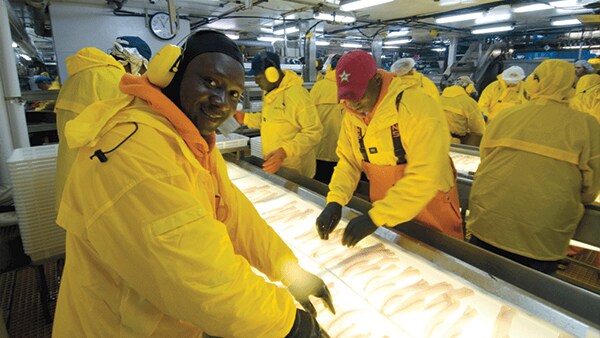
(162, 30, 244, 108)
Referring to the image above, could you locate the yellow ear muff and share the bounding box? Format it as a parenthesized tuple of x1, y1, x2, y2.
(465, 83, 475, 95)
(147, 44, 182, 88)
(265, 66, 280, 83)
(525, 73, 540, 97)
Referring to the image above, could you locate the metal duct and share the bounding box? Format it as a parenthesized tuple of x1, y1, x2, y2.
(25, 0, 51, 37)
(235, 39, 274, 47)
(6, 0, 43, 61)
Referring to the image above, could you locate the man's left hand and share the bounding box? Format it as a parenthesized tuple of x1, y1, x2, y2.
(342, 214, 377, 247)
(263, 148, 287, 174)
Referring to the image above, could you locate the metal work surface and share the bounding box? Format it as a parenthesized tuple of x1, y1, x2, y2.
(225, 154, 600, 335)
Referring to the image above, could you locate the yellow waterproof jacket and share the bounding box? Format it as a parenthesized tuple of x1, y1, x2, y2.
(316, 71, 325, 82)
(54, 47, 126, 208)
(310, 68, 344, 162)
(328, 71, 454, 227)
(468, 60, 600, 260)
(570, 74, 600, 123)
(399, 71, 440, 102)
(440, 86, 486, 138)
(253, 70, 322, 177)
(53, 80, 298, 337)
(478, 76, 527, 122)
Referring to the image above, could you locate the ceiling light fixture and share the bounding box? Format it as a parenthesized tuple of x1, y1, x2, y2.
(432, 47, 447, 52)
(313, 10, 356, 23)
(475, 11, 512, 25)
(435, 12, 483, 24)
(257, 35, 285, 42)
(260, 27, 273, 33)
(387, 29, 410, 37)
(382, 46, 399, 49)
(340, 42, 364, 48)
(471, 24, 514, 34)
(562, 44, 600, 49)
(20, 54, 31, 61)
(550, 0, 582, 8)
(340, 0, 393, 12)
(225, 33, 239, 40)
(273, 25, 299, 35)
(384, 38, 412, 45)
(12, 42, 18, 48)
(551, 18, 581, 26)
(512, 3, 553, 13)
(316, 40, 330, 46)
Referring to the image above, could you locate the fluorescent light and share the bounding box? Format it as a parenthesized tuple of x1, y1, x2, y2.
(314, 12, 334, 21)
(432, 47, 447, 52)
(314, 11, 356, 23)
(471, 25, 514, 34)
(551, 18, 581, 26)
(257, 36, 284, 42)
(12, 42, 18, 48)
(383, 46, 399, 49)
(273, 26, 299, 35)
(550, 1, 582, 8)
(225, 33, 239, 40)
(316, 40, 330, 46)
(387, 30, 410, 37)
(435, 12, 483, 24)
(439, 0, 461, 5)
(340, 42, 364, 48)
(512, 3, 553, 13)
(336, 14, 356, 23)
(340, 0, 393, 11)
(260, 27, 273, 33)
(562, 44, 600, 49)
(475, 12, 511, 25)
(20, 54, 31, 61)
(384, 38, 412, 45)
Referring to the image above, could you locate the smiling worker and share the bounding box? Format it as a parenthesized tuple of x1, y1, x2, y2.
(248, 51, 323, 177)
(315, 50, 462, 247)
(53, 30, 333, 337)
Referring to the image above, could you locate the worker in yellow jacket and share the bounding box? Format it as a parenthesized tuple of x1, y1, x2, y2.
(247, 51, 323, 178)
(467, 59, 600, 274)
(315, 50, 463, 247)
(478, 66, 527, 122)
(53, 30, 333, 337)
(440, 76, 486, 146)
(570, 73, 600, 123)
(310, 54, 344, 184)
(54, 47, 127, 209)
(316, 57, 325, 81)
(390, 57, 440, 101)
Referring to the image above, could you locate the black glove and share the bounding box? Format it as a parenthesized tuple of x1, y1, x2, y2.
(285, 309, 330, 338)
(342, 214, 377, 247)
(287, 270, 335, 316)
(315, 202, 342, 240)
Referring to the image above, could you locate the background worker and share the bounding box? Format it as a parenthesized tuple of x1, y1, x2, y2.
(310, 54, 344, 184)
(478, 65, 527, 123)
(109, 35, 152, 75)
(467, 59, 600, 275)
(390, 57, 440, 101)
(315, 50, 462, 247)
(570, 73, 600, 122)
(53, 30, 333, 337)
(440, 75, 486, 146)
(574, 59, 595, 84)
(316, 57, 325, 81)
(54, 36, 151, 210)
(247, 51, 322, 177)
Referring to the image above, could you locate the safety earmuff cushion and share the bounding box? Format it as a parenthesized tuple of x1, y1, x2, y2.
(465, 83, 475, 95)
(265, 66, 280, 83)
(147, 44, 182, 88)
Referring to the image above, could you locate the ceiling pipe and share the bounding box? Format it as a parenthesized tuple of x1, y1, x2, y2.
(6, 0, 43, 61)
(25, 0, 51, 37)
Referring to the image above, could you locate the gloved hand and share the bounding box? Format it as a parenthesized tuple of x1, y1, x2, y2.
(315, 202, 342, 240)
(263, 147, 287, 174)
(342, 214, 377, 247)
(285, 309, 331, 338)
(287, 269, 335, 316)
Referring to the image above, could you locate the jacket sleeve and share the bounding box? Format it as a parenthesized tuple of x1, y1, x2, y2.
(369, 97, 451, 227)
(327, 114, 362, 206)
(580, 115, 600, 203)
(478, 83, 494, 118)
(280, 88, 323, 159)
(244, 112, 262, 129)
(466, 98, 486, 135)
(87, 174, 296, 338)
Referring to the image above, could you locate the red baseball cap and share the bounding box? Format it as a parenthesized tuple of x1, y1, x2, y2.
(336, 50, 377, 102)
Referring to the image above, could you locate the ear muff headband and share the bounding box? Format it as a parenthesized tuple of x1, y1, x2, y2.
(147, 44, 183, 88)
(465, 83, 475, 95)
(261, 51, 280, 83)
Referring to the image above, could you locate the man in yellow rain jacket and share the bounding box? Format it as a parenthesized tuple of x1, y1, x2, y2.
(53, 30, 333, 337)
(570, 73, 600, 123)
(315, 50, 462, 247)
(54, 36, 152, 209)
(390, 57, 440, 101)
(467, 59, 600, 274)
(478, 66, 527, 122)
(310, 54, 344, 184)
(247, 51, 322, 177)
(440, 76, 486, 146)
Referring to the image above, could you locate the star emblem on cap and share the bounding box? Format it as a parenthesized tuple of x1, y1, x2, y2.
(339, 70, 350, 82)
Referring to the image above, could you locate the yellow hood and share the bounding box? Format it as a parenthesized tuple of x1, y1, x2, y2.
(575, 74, 600, 94)
(264, 70, 304, 103)
(525, 59, 575, 103)
(442, 85, 467, 98)
(65, 47, 124, 77)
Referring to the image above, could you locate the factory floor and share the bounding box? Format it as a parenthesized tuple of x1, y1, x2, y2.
(0, 224, 598, 337)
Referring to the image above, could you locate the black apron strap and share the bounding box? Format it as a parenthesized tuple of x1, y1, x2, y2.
(357, 126, 369, 163)
(390, 123, 406, 164)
